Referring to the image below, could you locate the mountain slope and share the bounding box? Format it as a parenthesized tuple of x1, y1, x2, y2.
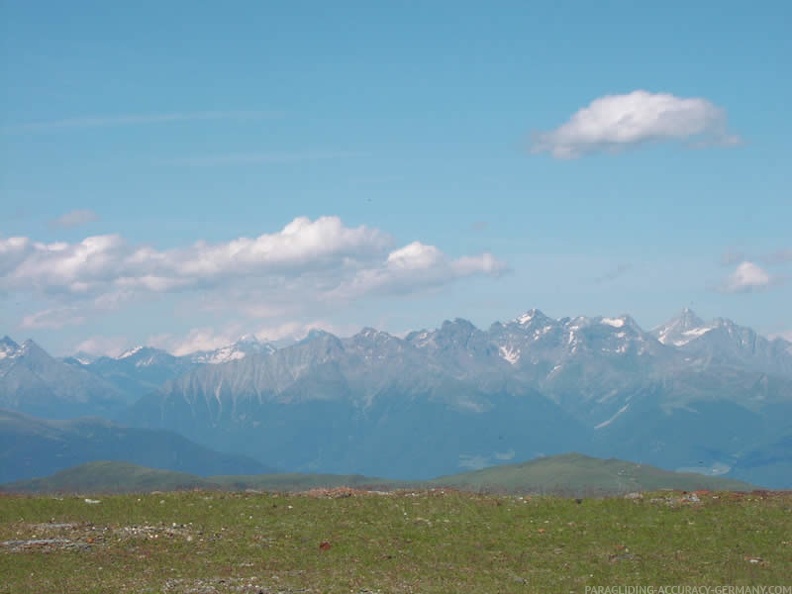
(6, 309, 791, 487)
(121, 310, 791, 485)
(431, 452, 754, 493)
(0, 408, 273, 483)
(1, 461, 216, 494)
(0, 337, 127, 418)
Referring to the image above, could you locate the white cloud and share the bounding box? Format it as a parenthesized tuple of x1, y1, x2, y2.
(72, 335, 130, 357)
(330, 242, 506, 300)
(722, 261, 774, 293)
(149, 327, 245, 356)
(2, 216, 506, 331)
(165, 151, 361, 167)
(149, 320, 355, 356)
(531, 90, 740, 159)
(50, 209, 99, 229)
(0, 217, 389, 296)
(20, 307, 86, 329)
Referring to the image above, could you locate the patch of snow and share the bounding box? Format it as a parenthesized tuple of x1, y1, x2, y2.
(662, 326, 714, 346)
(135, 356, 161, 368)
(118, 346, 144, 360)
(498, 345, 520, 365)
(594, 403, 631, 430)
(516, 312, 534, 325)
(683, 326, 713, 339)
(201, 348, 247, 365)
(533, 325, 553, 339)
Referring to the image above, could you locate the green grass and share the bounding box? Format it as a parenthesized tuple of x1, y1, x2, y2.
(1, 489, 789, 593)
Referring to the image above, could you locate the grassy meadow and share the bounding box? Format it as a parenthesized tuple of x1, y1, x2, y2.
(1, 488, 789, 593)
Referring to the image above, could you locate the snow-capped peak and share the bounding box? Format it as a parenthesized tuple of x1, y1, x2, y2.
(118, 345, 145, 360)
(653, 308, 713, 347)
(190, 334, 275, 365)
(515, 308, 547, 326)
(0, 336, 20, 360)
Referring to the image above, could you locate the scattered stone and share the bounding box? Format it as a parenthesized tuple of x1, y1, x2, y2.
(1, 538, 91, 553)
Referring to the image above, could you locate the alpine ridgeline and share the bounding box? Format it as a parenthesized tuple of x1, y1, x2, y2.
(101, 309, 792, 487)
(2, 311, 790, 487)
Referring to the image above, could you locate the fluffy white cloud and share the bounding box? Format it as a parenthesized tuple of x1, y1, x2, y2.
(330, 242, 506, 300)
(0, 217, 389, 296)
(722, 261, 773, 292)
(2, 216, 506, 329)
(531, 90, 740, 159)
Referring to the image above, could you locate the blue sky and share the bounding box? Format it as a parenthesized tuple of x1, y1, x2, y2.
(1, 0, 790, 355)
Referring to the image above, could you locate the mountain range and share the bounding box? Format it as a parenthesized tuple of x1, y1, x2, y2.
(1, 309, 791, 487)
(0, 408, 272, 483)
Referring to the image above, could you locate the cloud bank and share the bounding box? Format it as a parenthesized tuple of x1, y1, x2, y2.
(531, 90, 740, 159)
(2, 216, 506, 329)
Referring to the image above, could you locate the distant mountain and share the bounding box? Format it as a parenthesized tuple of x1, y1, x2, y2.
(189, 334, 277, 365)
(652, 308, 792, 377)
(5, 309, 791, 488)
(0, 453, 754, 495)
(0, 336, 127, 419)
(67, 346, 195, 402)
(1, 461, 216, 494)
(431, 452, 754, 493)
(0, 408, 273, 483)
(62, 336, 277, 401)
(121, 310, 792, 486)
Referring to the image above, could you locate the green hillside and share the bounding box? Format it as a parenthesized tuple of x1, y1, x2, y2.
(3, 461, 214, 494)
(1, 453, 755, 495)
(431, 453, 754, 493)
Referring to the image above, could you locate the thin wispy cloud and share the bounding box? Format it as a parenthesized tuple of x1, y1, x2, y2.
(4, 110, 283, 133)
(720, 247, 792, 267)
(765, 249, 792, 264)
(531, 90, 741, 159)
(20, 307, 85, 330)
(164, 151, 362, 167)
(50, 209, 99, 229)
